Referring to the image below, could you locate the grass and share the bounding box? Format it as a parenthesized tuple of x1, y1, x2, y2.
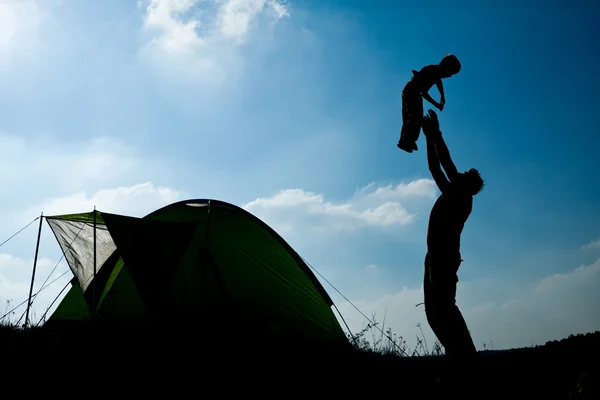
(1, 307, 598, 399)
(346, 314, 444, 357)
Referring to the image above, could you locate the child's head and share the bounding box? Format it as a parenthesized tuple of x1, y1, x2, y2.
(439, 53, 461, 78)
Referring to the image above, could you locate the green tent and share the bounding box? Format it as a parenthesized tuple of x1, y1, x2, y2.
(44, 199, 347, 343)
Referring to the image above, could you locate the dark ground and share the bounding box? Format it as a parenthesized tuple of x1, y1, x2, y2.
(1, 321, 598, 399)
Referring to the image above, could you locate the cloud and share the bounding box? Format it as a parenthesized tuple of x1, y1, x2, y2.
(335, 258, 600, 352)
(241, 179, 438, 237)
(532, 260, 600, 320)
(216, 0, 288, 42)
(0, 132, 182, 227)
(357, 179, 438, 201)
(142, 0, 207, 55)
(0, 134, 137, 193)
(0, 1, 45, 57)
(139, 0, 289, 80)
(26, 182, 185, 218)
(0, 0, 64, 75)
(581, 237, 600, 250)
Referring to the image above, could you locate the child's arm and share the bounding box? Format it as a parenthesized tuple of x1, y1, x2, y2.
(436, 79, 445, 107)
(422, 91, 443, 110)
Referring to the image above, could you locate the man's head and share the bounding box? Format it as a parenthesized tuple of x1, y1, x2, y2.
(457, 168, 484, 196)
(439, 54, 461, 78)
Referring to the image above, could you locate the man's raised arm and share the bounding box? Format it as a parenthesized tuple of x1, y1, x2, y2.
(423, 111, 450, 193)
(434, 134, 460, 182)
(423, 110, 460, 182)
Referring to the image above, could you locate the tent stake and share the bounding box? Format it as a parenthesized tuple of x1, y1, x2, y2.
(24, 212, 43, 328)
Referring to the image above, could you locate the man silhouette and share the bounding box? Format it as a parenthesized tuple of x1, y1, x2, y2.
(421, 109, 484, 362)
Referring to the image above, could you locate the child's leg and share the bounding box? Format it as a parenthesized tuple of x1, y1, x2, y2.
(401, 92, 409, 130)
(410, 98, 424, 144)
(404, 96, 423, 144)
(398, 91, 422, 151)
(398, 94, 410, 143)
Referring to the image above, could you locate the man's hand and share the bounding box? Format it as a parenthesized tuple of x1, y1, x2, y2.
(422, 109, 441, 138)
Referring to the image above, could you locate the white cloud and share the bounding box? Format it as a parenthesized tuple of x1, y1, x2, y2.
(216, 0, 288, 42)
(0, 133, 183, 225)
(0, 1, 44, 50)
(28, 182, 185, 218)
(335, 258, 600, 352)
(0, 0, 61, 71)
(142, 0, 206, 55)
(139, 0, 289, 79)
(0, 134, 140, 193)
(242, 180, 437, 237)
(0, 253, 57, 295)
(581, 237, 600, 250)
(358, 179, 438, 201)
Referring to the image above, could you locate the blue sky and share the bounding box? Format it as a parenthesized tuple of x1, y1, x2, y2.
(0, 0, 599, 351)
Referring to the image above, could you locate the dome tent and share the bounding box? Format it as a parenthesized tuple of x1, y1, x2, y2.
(44, 199, 348, 344)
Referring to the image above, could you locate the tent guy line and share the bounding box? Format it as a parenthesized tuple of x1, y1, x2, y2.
(37, 277, 71, 325)
(17, 270, 71, 327)
(300, 255, 410, 356)
(0, 216, 40, 249)
(0, 268, 70, 323)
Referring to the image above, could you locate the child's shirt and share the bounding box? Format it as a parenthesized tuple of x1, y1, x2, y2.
(407, 64, 442, 95)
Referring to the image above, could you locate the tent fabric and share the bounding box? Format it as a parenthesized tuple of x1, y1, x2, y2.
(45, 200, 347, 343)
(46, 212, 116, 293)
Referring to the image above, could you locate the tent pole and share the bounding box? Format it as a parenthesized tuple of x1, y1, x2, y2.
(24, 212, 44, 328)
(92, 206, 97, 320)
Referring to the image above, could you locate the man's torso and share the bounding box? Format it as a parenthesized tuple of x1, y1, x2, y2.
(427, 187, 472, 254)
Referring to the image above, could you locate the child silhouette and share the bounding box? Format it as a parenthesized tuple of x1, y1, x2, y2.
(397, 54, 461, 153)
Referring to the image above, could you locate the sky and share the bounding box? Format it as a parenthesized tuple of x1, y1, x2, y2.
(0, 0, 599, 352)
